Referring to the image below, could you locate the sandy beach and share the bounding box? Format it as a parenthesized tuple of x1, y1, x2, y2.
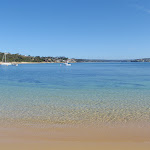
(0, 124, 150, 150)
(0, 62, 54, 64)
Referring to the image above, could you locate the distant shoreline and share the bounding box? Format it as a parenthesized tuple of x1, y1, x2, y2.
(0, 61, 149, 65)
(0, 62, 65, 64)
(1, 52, 150, 63)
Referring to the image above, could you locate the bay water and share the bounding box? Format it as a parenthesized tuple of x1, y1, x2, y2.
(0, 63, 150, 127)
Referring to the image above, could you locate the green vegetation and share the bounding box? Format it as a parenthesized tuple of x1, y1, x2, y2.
(0, 52, 149, 63)
(0, 52, 69, 63)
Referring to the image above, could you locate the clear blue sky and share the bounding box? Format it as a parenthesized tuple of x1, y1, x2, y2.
(0, 0, 150, 59)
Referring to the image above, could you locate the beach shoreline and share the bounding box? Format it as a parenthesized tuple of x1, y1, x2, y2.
(0, 62, 63, 64)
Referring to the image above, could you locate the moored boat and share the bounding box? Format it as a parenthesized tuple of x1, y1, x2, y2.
(1, 53, 18, 66)
(64, 61, 71, 66)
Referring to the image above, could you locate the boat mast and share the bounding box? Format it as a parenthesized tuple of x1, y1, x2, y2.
(5, 53, 6, 62)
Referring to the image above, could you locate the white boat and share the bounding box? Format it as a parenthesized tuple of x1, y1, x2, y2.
(1, 62, 12, 66)
(64, 61, 71, 66)
(1, 53, 18, 66)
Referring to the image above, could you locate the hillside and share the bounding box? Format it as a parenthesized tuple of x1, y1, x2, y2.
(0, 52, 72, 63)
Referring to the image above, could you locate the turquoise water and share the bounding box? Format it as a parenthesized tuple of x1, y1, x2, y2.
(0, 63, 150, 126)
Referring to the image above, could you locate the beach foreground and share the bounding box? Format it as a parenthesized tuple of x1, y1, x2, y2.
(0, 125, 150, 150)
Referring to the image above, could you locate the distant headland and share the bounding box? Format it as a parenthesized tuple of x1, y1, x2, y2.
(0, 52, 150, 63)
(0, 52, 76, 64)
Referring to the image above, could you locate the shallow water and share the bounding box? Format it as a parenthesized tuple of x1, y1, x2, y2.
(0, 63, 150, 127)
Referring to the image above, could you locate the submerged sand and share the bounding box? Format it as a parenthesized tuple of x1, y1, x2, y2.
(0, 124, 150, 150)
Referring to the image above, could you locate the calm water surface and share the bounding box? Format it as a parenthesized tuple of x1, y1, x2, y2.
(0, 63, 150, 127)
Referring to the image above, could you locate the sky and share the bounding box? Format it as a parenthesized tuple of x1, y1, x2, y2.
(0, 0, 150, 59)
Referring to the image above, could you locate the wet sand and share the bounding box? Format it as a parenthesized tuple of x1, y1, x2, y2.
(0, 125, 150, 150)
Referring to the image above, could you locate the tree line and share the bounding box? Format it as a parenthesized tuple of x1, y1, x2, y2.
(0, 52, 68, 62)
